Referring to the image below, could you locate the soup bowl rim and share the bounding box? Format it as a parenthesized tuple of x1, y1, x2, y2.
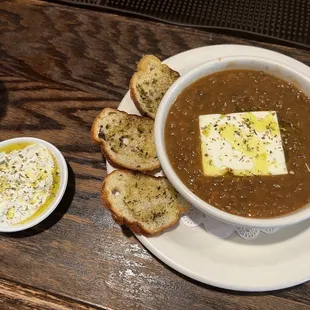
(155, 55, 310, 228)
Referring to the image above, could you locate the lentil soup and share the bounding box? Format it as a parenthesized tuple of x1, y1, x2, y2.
(165, 70, 310, 218)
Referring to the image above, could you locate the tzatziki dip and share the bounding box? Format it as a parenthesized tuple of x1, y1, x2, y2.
(0, 143, 60, 226)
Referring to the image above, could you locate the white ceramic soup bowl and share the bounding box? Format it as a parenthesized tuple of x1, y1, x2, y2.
(155, 55, 310, 228)
(0, 137, 68, 233)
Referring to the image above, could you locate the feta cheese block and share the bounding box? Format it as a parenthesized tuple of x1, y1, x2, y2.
(199, 111, 288, 177)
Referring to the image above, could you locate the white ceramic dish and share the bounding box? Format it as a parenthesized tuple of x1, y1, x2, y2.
(0, 137, 68, 233)
(155, 55, 310, 229)
(107, 45, 310, 291)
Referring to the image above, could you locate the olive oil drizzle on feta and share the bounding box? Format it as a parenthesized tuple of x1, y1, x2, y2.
(200, 112, 287, 176)
(0, 143, 60, 226)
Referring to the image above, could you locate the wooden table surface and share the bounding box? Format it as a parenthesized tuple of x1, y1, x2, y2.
(1, 0, 310, 309)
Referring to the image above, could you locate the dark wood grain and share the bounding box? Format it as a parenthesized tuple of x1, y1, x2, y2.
(1, 0, 310, 309)
(0, 278, 104, 310)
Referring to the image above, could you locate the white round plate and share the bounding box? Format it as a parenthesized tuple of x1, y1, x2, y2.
(106, 45, 310, 291)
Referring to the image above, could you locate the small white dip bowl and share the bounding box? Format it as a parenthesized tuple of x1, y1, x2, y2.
(0, 137, 68, 233)
(155, 55, 310, 228)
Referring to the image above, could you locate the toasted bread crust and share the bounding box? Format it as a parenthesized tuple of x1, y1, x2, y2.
(92, 55, 188, 237)
(130, 55, 180, 119)
(100, 144, 159, 172)
(101, 169, 189, 236)
(91, 108, 160, 172)
(130, 86, 146, 117)
(91, 108, 150, 144)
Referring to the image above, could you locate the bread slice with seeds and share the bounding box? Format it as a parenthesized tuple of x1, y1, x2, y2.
(102, 169, 189, 236)
(130, 55, 180, 119)
(91, 108, 160, 172)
